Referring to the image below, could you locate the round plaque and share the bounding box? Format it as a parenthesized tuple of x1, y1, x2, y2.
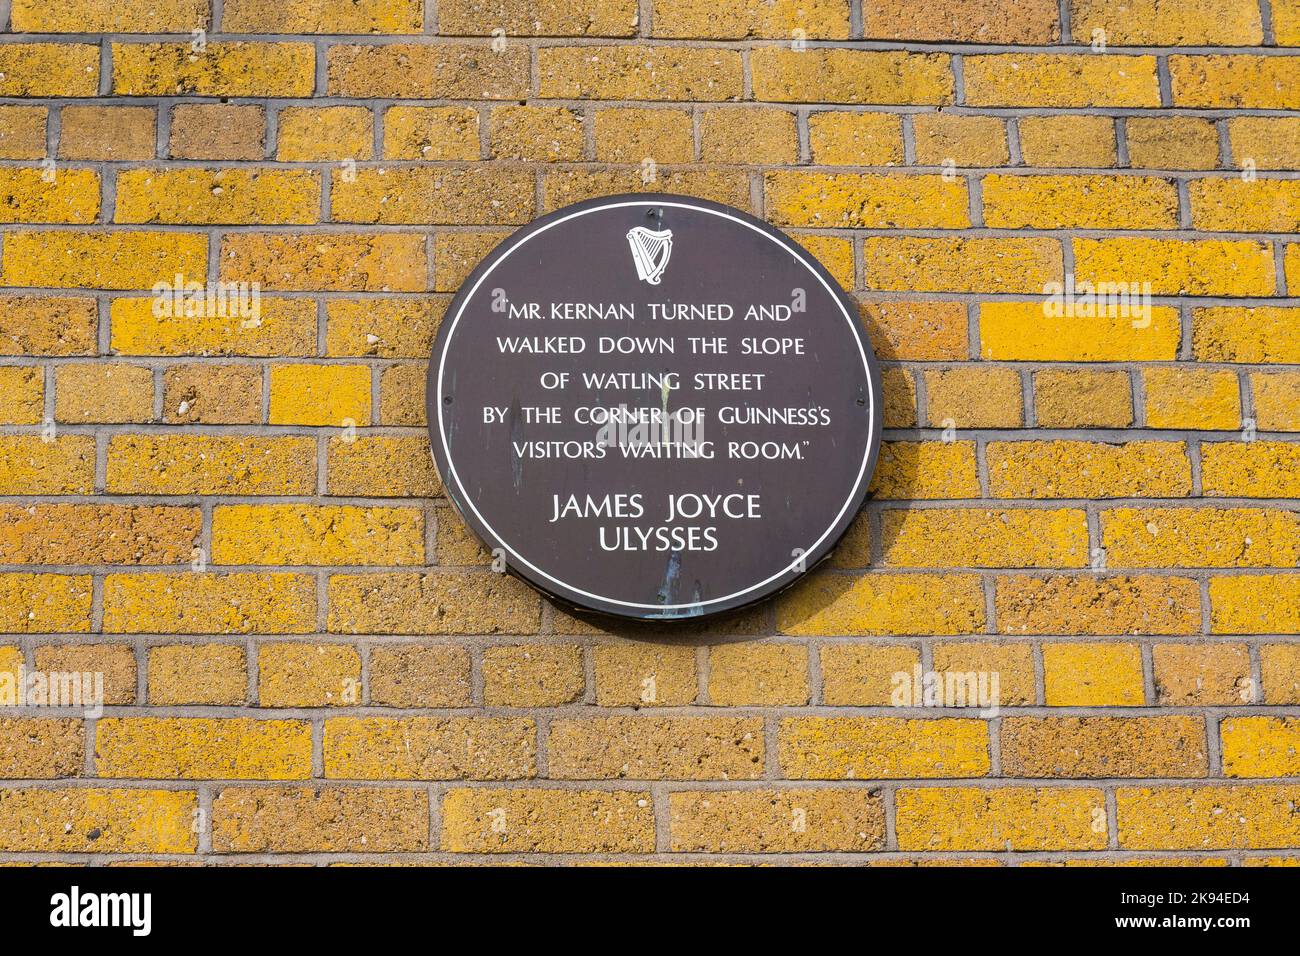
(428, 194, 881, 620)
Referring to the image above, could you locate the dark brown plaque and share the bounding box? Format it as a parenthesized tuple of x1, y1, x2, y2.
(427, 194, 881, 620)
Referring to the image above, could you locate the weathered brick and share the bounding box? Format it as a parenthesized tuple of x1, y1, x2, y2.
(442, 0, 638, 35)
(95, 717, 311, 779)
(324, 716, 535, 779)
(1126, 117, 1220, 170)
(432, 230, 508, 290)
(0, 436, 95, 495)
(862, 236, 1062, 292)
(1143, 368, 1241, 430)
(542, 168, 749, 212)
(1076, 237, 1274, 296)
(0, 167, 96, 224)
(331, 167, 534, 225)
(1229, 117, 1300, 169)
(1017, 115, 1117, 168)
(1072, 0, 1261, 44)
(925, 366, 1023, 428)
(169, 104, 266, 160)
(327, 572, 541, 635)
(54, 363, 153, 424)
(1171, 55, 1300, 108)
(1153, 642, 1252, 706)
(33, 643, 136, 704)
(0, 504, 200, 565)
(981, 304, 1179, 361)
(216, 503, 425, 567)
(276, 106, 375, 163)
(14, 0, 208, 30)
(4, 230, 207, 290)
(1262, 645, 1300, 704)
(865, 0, 1057, 41)
(220, 233, 426, 291)
(434, 503, 492, 566)
(213, 786, 428, 852)
(820, 643, 920, 706)
(965, 55, 1160, 107)
(1210, 575, 1300, 634)
(808, 111, 903, 166)
(326, 298, 443, 358)
(778, 572, 985, 636)
(1202, 442, 1300, 498)
(102, 572, 317, 634)
(1043, 642, 1145, 705)
(328, 435, 440, 496)
(1104, 507, 1300, 569)
(0, 296, 95, 355)
(933, 641, 1037, 706)
(0, 45, 99, 97)
(780, 717, 989, 778)
(0, 718, 83, 778)
(1253, 372, 1300, 431)
(670, 788, 884, 853)
(593, 107, 693, 163)
(441, 788, 654, 853)
(654, 0, 848, 38)
(708, 643, 809, 705)
(984, 174, 1176, 229)
(592, 643, 697, 706)
(883, 508, 1087, 569)
(912, 113, 1007, 166)
(1191, 178, 1300, 232)
(148, 644, 248, 706)
(988, 441, 1190, 499)
(999, 576, 1199, 636)
(60, 106, 155, 161)
(163, 364, 263, 424)
(896, 787, 1106, 851)
(539, 45, 742, 100)
(1117, 785, 1300, 848)
(751, 48, 952, 105)
(113, 42, 315, 96)
(0, 106, 47, 160)
(700, 107, 797, 164)
(328, 43, 529, 98)
(860, 300, 968, 360)
(491, 105, 584, 161)
(369, 645, 472, 708)
(1002, 716, 1207, 777)
(548, 716, 763, 780)
(383, 106, 479, 160)
(767, 172, 967, 228)
(0, 789, 196, 853)
(1034, 370, 1133, 428)
(268, 364, 371, 426)
(483, 644, 584, 706)
(869, 441, 980, 499)
(106, 435, 315, 495)
(223, 0, 423, 32)
(0, 367, 42, 424)
(882, 367, 918, 427)
(117, 168, 319, 225)
(111, 295, 315, 357)
(257, 644, 361, 707)
(0, 573, 91, 633)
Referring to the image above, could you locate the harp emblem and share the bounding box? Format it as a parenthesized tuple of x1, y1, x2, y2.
(626, 226, 673, 285)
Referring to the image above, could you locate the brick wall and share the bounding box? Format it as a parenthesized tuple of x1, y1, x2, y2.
(0, 0, 1298, 863)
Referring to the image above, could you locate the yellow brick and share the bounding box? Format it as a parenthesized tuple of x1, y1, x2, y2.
(14, 0, 208, 30)
(542, 168, 749, 213)
(1202, 442, 1300, 497)
(326, 297, 443, 358)
(223, 0, 422, 32)
(441, 788, 654, 853)
(54, 364, 153, 424)
(0, 645, 20, 678)
(382, 105, 479, 160)
(766, 172, 967, 228)
(434, 503, 492, 566)
(1104, 507, 1300, 569)
(4, 230, 207, 291)
(654, 0, 848, 37)
(1171, 55, 1300, 108)
(538, 45, 743, 100)
(1002, 716, 1207, 777)
(0, 44, 99, 97)
(1072, 0, 1261, 44)
(0, 503, 200, 565)
(806, 111, 902, 166)
(1211, 575, 1300, 634)
(483, 644, 584, 706)
(708, 643, 809, 706)
(106, 434, 316, 495)
(1118, 785, 1300, 849)
(869, 441, 980, 499)
(327, 571, 541, 635)
(548, 716, 763, 780)
(924, 366, 1023, 427)
(369, 645, 472, 707)
(0, 367, 42, 424)
(1280, 0, 1300, 42)
(111, 167, 314, 227)
(0, 168, 96, 224)
(1126, 117, 1221, 170)
(793, 233, 855, 290)
(912, 113, 1007, 167)
(1001, 576, 1199, 637)
(163, 364, 263, 425)
(820, 643, 920, 706)
(984, 174, 1176, 229)
(1262, 644, 1300, 704)
(1253, 372, 1300, 431)
(33, 643, 136, 704)
(1017, 115, 1117, 168)
(827, 511, 872, 569)
(329, 43, 528, 99)
(111, 295, 313, 357)
(752, 48, 952, 105)
(441, 0, 638, 35)
(169, 103, 266, 160)
(148, 644, 247, 705)
(1153, 643, 1251, 706)
(980, 302, 1178, 361)
(267, 364, 371, 426)
(1229, 117, 1300, 169)
(897, 787, 1106, 851)
(257, 643, 361, 707)
(778, 573, 985, 636)
(276, 106, 374, 162)
(491, 105, 583, 161)
(0, 436, 95, 495)
(700, 107, 798, 164)
(670, 789, 884, 853)
(0, 296, 95, 355)
(0, 718, 82, 778)
(332, 167, 534, 226)
(988, 440, 1190, 498)
(593, 643, 697, 706)
(863, 236, 1061, 292)
(593, 107, 693, 163)
(379, 364, 425, 426)
(0, 789, 196, 853)
(1043, 642, 1145, 705)
(323, 716, 535, 779)
(102, 572, 317, 634)
(882, 367, 917, 427)
(113, 42, 314, 97)
(883, 508, 1088, 569)
(0, 106, 47, 160)
(1143, 368, 1241, 430)
(781, 717, 988, 779)
(213, 786, 428, 852)
(932, 641, 1037, 706)
(432, 230, 509, 290)
(864, 0, 1059, 41)
(223, 232, 427, 291)
(965, 54, 1159, 107)
(1191, 178, 1300, 232)
(1034, 369, 1133, 428)
(0, 573, 91, 633)
(861, 300, 968, 360)
(59, 106, 154, 161)
(1077, 236, 1275, 296)
(95, 717, 310, 779)
(328, 436, 440, 496)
